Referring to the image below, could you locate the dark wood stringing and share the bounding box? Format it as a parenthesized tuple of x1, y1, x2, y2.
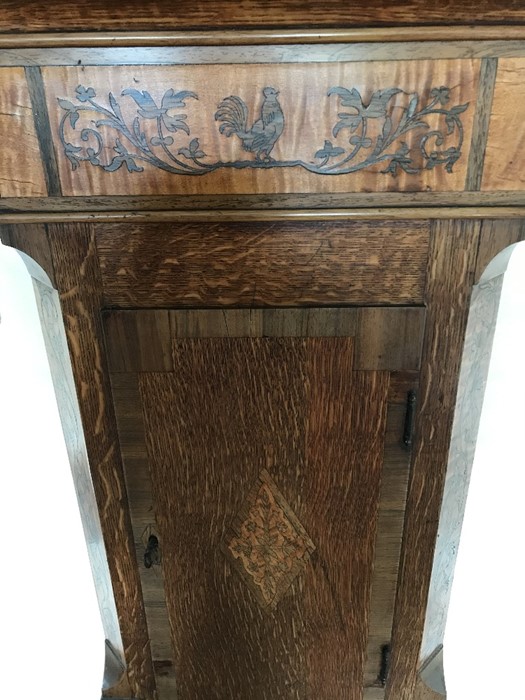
(465, 57, 499, 191)
(24, 66, 61, 197)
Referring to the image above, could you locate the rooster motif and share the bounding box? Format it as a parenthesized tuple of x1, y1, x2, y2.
(215, 87, 285, 162)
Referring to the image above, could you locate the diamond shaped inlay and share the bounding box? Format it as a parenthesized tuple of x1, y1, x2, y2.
(223, 469, 315, 610)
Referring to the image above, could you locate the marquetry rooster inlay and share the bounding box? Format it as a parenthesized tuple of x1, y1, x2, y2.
(215, 87, 285, 161)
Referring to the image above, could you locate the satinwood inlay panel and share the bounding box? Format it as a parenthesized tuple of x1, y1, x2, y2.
(43, 61, 478, 196)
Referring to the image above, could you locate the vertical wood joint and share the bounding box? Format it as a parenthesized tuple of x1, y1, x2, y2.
(465, 57, 498, 191)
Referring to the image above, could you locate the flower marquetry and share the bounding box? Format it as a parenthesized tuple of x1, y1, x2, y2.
(223, 469, 315, 611)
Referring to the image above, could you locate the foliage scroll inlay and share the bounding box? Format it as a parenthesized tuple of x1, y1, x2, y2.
(222, 469, 315, 611)
(57, 83, 468, 178)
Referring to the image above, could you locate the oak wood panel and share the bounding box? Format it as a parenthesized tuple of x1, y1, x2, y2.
(105, 309, 364, 698)
(95, 220, 430, 308)
(475, 217, 525, 279)
(138, 338, 389, 699)
(43, 61, 478, 197)
(386, 220, 481, 700)
(482, 58, 525, 191)
(45, 223, 156, 700)
(0, 67, 46, 197)
(2, 0, 525, 31)
(103, 308, 420, 697)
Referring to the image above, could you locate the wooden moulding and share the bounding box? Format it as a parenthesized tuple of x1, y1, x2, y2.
(1, 192, 525, 213)
(2, 0, 525, 33)
(2, 27, 525, 48)
(1, 207, 525, 224)
(2, 41, 525, 65)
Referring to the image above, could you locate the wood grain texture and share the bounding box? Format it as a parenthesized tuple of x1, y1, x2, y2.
(95, 220, 430, 308)
(45, 223, 156, 700)
(2, 0, 525, 31)
(0, 67, 46, 196)
(43, 61, 478, 196)
(139, 338, 389, 699)
(2, 191, 525, 214)
(386, 220, 481, 700)
(482, 58, 525, 191)
(475, 217, 525, 279)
